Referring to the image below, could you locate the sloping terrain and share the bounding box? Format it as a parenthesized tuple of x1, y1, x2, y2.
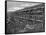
(6, 3, 45, 34)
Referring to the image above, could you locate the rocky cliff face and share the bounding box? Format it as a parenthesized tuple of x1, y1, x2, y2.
(6, 3, 45, 34)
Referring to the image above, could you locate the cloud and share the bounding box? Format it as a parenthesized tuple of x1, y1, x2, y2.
(7, 7, 24, 12)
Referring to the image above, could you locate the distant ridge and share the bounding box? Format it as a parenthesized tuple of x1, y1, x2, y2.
(13, 3, 44, 13)
(7, 3, 44, 16)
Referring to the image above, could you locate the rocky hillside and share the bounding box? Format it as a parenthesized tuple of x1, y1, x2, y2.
(6, 3, 45, 34)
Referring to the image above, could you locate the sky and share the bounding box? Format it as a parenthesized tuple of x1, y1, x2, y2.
(7, 0, 45, 2)
(7, 1, 41, 12)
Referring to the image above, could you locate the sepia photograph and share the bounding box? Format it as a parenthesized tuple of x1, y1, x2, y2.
(5, 0, 45, 34)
